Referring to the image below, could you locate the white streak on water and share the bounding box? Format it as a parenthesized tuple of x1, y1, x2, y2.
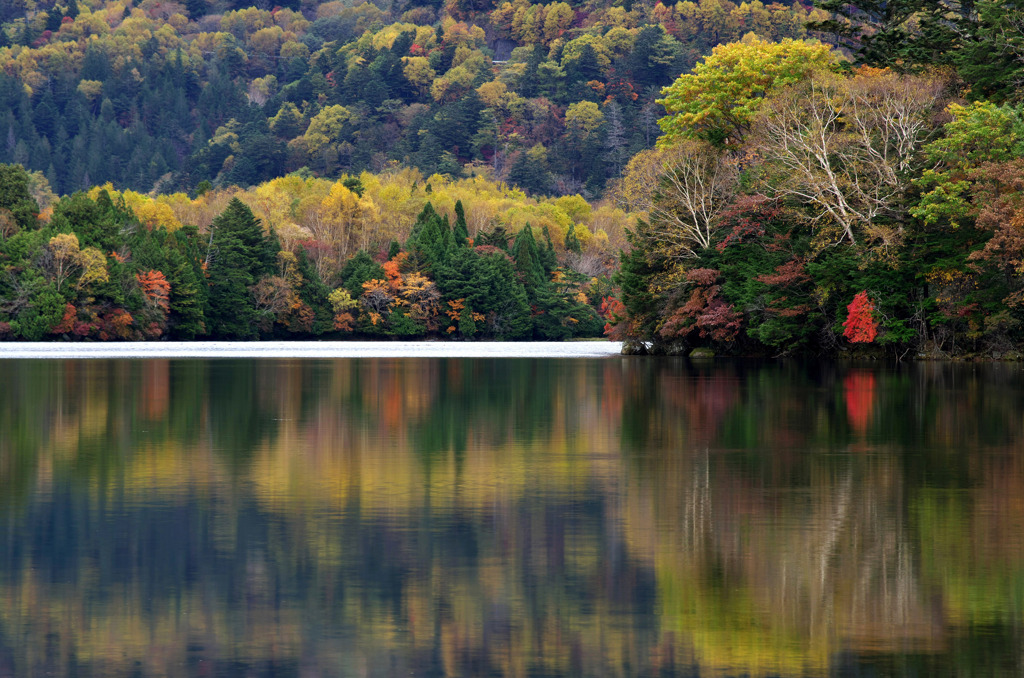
(0, 341, 624, 360)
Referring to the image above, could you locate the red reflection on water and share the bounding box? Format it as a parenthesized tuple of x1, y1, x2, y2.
(844, 371, 876, 434)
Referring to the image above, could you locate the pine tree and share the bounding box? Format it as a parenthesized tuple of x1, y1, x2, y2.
(0, 163, 39, 231)
(166, 247, 206, 339)
(512, 224, 545, 296)
(453, 200, 469, 247)
(205, 198, 277, 338)
(565, 226, 582, 254)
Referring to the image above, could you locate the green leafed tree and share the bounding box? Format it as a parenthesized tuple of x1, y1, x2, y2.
(0, 163, 39, 235)
(656, 37, 835, 147)
(205, 198, 278, 339)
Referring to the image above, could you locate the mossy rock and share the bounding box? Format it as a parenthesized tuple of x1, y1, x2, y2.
(689, 347, 715, 359)
(621, 338, 649, 355)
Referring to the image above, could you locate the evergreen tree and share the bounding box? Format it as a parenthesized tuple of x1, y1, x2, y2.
(165, 244, 206, 339)
(407, 202, 452, 270)
(340, 249, 385, 298)
(955, 0, 1024, 102)
(508, 145, 553, 196)
(512, 224, 546, 295)
(435, 248, 532, 339)
(614, 222, 665, 341)
(458, 304, 477, 337)
(628, 25, 682, 89)
(565, 226, 582, 254)
(453, 200, 470, 247)
(0, 163, 39, 231)
(539, 225, 557, 274)
(205, 198, 277, 338)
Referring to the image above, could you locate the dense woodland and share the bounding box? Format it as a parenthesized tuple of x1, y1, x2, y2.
(613, 0, 1024, 358)
(0, 163, 628, 339)
(0, 0, 826, 196)
(1, 0, 1024, 354)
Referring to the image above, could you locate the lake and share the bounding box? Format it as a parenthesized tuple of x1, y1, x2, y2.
(0, 354, 1022, 677)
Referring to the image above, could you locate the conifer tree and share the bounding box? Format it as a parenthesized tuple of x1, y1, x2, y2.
(453, 200, 470, 247)
(512, 225, 545, 295)
(165, 246, 206, 339)
(340, 250, 385, 299)
(0, 163, 38, 231)
(565, 226, 582, 254)
(205, 198, 277, 338)
(539, 225, 557, 274)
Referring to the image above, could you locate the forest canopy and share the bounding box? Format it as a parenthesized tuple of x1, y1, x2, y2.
(0, 162, 625, 340)
(612, 4, 1024, 358)
(4, 0, 1024, 355)
(0, 0, 829, 198)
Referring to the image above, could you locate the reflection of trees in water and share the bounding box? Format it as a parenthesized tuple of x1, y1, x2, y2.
(0, 359, 1023, 675)
(622, 446, 942, 673)
(615, 360, 1024, 674)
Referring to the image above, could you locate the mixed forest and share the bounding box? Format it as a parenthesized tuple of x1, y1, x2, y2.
(0, 0, 1023, 354)
(613, 2, 1024, 358)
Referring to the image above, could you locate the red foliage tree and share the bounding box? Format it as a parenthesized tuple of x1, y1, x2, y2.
(99, 309, 134, 340)
(50, 303, 76, 334)
(659, 268, 742, 343)
(599, 296, 627, 337)
(843, 291, 878, 343)
(333, 312, 355, 332)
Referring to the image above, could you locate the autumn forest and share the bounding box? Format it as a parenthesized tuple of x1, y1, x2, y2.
(1, 0, 1023, 354)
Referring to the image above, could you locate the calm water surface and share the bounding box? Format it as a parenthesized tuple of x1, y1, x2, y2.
(0, 358, 1023, 677)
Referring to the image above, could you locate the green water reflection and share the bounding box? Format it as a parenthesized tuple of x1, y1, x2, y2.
(0, 358, 1023, 676)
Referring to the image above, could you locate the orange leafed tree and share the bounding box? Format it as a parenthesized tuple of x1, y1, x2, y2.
(136, 270, 171, 312)
(100, 309, 134, 340)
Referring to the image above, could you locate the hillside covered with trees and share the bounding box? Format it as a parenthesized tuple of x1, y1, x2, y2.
(611, 1, 1024, 359)
(3, 0, 1024, 355)
(0, 0, 826, 197)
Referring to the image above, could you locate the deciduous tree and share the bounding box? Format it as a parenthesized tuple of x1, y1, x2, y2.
(657, 37, 834, 147)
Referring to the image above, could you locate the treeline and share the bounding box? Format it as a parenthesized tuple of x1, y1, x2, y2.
(0, 163, 623, 340)
(610, 18, 1024, 358)
(0, 0, 826, 197)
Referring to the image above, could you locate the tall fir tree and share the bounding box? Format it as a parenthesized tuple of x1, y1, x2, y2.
(453, 200, 470, 247)
(205, 198, 277, 338)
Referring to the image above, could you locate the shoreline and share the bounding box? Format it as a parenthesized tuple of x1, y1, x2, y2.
(0, 341, 626, 360)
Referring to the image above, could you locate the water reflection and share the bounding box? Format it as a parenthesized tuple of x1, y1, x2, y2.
(0, 358, 1022, 676)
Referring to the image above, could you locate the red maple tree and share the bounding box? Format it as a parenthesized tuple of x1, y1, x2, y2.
(843, 291, 878, 343)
